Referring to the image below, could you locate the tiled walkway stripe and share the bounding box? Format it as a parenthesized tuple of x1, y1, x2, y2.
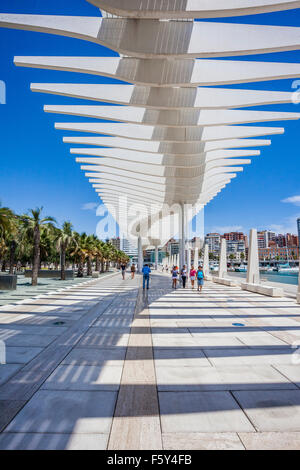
(108, 286, 163, 450)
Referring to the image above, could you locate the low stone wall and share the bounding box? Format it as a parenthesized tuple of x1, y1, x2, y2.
(0, 274, 17, 290)
(241, 282, 283, 297)
(24, 270, 74, 279)
(213, 277, 237, 287)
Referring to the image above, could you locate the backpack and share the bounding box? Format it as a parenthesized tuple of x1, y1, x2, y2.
(197, 270, 203, 280)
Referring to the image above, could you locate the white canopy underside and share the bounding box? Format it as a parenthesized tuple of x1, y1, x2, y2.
(0, 2, 299, 245)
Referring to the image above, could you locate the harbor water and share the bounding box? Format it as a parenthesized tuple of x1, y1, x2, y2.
(228, 270, 298, 286)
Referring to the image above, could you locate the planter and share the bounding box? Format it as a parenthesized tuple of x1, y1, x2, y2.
(0, 274, 17, 290)
(24, 270, 74, 279)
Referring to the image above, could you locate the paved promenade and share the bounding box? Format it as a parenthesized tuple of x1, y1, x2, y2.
(1, 272, 300, 450)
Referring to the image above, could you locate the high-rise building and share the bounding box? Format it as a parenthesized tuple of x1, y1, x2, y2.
(110, 237, 121, 250)
(121, 238, 138, 258)
(223, 232, 245, 242)
(257, 230, 275, 249)
(297, 218, 300, 246)
(226, 240, 246, 261)
(286, 233, 298, 247)
(275, 234, 285, 247)
(205, 233, 221, 254)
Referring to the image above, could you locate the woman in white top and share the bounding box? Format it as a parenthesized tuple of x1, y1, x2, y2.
(181, 265, 187, 289)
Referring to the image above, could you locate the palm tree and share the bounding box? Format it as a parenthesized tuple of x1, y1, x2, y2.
(0, 202, 14, 237)
(102, 242, 114, 272)
(94, 238, 104, 272)
(0, 203, 16, 272)
(84, 235, 97, 276)
(21, 208, 56, 286)
(7, 216, 21, 274)
(71, 232, 89, 277)
(114, 248, 129, 268)
(56, 222, 76, 280)
(0, 237, 8, 272)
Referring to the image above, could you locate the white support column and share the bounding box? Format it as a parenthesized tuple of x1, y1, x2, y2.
(242, 228, 283, 296)
(213, 237, 236, 286)
(193, 247, 199, 269)
(246, 228, 260, 285)
(155, 246, 159, 270)
(219, 238, 227, 279)
(138, 236, 143, 274)
(203, 243, 212, 280)
(180, 203, 185, 269)
(187, 246, 191, 272)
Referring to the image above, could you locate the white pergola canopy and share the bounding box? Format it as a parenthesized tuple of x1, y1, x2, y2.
(1, 1, 299, 247)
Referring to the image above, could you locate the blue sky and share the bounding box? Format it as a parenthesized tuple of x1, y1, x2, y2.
(0, 0, 300, 238)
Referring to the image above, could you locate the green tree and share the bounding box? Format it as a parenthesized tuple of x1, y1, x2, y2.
(56, 222, 77, 280)
(0, 202, 14, 237)
(21, 208, 56, 286)
(71, 232, 89, 277)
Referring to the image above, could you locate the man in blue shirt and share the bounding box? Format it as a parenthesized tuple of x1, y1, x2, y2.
(142, 264, 151, 289)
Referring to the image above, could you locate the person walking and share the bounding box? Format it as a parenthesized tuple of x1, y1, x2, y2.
(196, 266, 204, 293)
(142, 264, 151, 289)
(190, 265, 196, 289)
(120, 263, 126, 280)
(171, 265, 179, 289)
(131, 263, 136, 279)
(181, 265, 187, 289)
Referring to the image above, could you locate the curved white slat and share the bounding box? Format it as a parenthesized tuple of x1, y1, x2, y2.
(31, 83, 294, 109)
(56, 122, 284, 141)
(45, 105, 300, 126)
(2, 15, 300, 58)
(91, 0, 300, 19)
(71, 146, 258, 165)
(15, 56, 300, 87)
(63, 136, 271, 154)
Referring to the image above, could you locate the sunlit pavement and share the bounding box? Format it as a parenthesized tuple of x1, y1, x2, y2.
(0, 271, 116, 307)
(1, 272, 300, 449)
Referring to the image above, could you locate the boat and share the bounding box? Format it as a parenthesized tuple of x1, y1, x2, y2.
(273, 262, 299, 274)
(277, 266, 299, 274)
(260, 266, 274, 273)
(209, 263, 219, 272)
(235, 265, 247, 273)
